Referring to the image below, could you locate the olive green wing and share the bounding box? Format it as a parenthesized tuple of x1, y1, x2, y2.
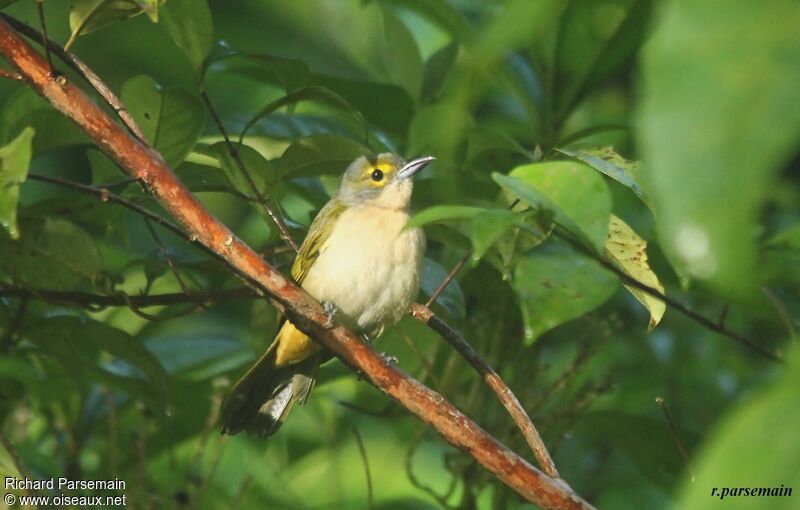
(291, 198, 347, 285)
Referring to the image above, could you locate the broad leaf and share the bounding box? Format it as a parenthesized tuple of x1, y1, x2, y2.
(278, 134, 368, 179)
(514, 239, 618, 342)
(494, 161, 612, 252)
(677, 350, 800, 509)
(381, 7, 424, 99)
(637, 0, 800, 298)
(553, 0, 654, 117)
(605, 215, 665, 330)
(0, 127, 34, 239)
(24, 316, 169, 410)
(159, 0, 213, 71)
(405, 205, 485, 230)
(239, 86, 367, 143)
(68, 0, 146, 47)
(121, 75, 205, 168)
(558, 147, 651, 209)
(421, 43, 459, 104)
(0, 218, 103, 291)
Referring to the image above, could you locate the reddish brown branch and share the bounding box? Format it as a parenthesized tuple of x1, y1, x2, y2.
(0, 17, 592, 509)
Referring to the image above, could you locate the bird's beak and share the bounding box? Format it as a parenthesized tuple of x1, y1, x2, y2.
(397, 156, 435, 180)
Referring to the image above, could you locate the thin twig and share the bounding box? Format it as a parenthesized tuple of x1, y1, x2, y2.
(760, 287, 797, 344)
(34, 0, 55, 75)
(425, 254, 469, 308)
(352, 427, 374, 510)
(0, 429, 33, 497)
(0, 283, 253, 309)
(655, 396, 695, 482)
(552, 225, 780, 362)
(0, 68, 22, 80)
(200, 90, 299, 252)
(143, 217, 195, 298)
(412, 304, 560, 479)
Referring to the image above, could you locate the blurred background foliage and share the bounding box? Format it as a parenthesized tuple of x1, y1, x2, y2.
(0, 0, 798, 508)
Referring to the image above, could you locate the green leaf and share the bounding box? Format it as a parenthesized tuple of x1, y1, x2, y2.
(378, 0, 471, 40)
(514, 239, 618, 342)
(404, 205, 485, 230)
(475, 0, 564, 66)
(466, 128, 535, 164)
(67, 0, 144, 47)
(381, 7, 424, 99)
(471, 209, 520, 262)
(605, 215, 665, 330)
(637, 0, 800, 298)
(239, 86, 368, 143)
(558, 147, 651, 209)
(0, 127, 34, 239)
(553, 0, 654, 117)
(159, 0, 213, 71)
(120, 75, 205, 168)
(1, 88, 88, 152)
(24, 317, 168, 410)
(214, 47, 311, 92)
(677, 349, 800, 509)
(580, 411, 697, 490)
(278, 134, 368, 179)
(206, 141, 278, 194)
(0, 218, 103, 291)
(494, 161, 612, 252)
(421, 43, 459, 104)
(494, 209, 554, 274)
(421, 257, 465, 319)
(313, 74, 414, 136)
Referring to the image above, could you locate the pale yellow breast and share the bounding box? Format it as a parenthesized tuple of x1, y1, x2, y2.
(301, 205, 425, 335)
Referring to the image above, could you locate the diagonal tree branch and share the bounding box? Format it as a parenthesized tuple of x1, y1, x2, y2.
(0, 16, 592, 510)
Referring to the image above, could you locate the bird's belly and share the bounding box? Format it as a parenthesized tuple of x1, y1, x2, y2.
(301, 206, 424, 335)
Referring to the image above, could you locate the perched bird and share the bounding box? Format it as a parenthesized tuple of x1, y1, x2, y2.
(220, 153, 434, 438)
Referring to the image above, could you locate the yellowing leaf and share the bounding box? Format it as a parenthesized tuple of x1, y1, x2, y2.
(605, 215, 665, 330)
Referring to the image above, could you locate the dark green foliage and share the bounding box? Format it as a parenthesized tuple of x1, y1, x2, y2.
(0, 1, 798, 509)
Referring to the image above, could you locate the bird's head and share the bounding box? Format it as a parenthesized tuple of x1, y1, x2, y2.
(337, 153, 435, 210)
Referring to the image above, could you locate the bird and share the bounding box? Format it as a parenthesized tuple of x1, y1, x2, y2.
(220, 152, 434, 438)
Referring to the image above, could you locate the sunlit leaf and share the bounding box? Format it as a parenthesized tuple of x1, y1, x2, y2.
(68, 0, 145, 46)
(605, 214, 665, 330)
(494, 161, 611, 252)
(0, 127, 34, 239)
(121, 75, 205, 168)
(405, 205, 485, 230)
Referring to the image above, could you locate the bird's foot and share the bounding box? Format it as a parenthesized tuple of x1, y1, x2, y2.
(322, 300, 338, 329)
(379, 352, 399, 366)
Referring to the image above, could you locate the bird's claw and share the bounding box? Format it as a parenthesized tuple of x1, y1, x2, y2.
(379, 352, 399, 365)
(322, 300, 338, 329)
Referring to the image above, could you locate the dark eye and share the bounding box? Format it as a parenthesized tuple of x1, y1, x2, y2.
(371, 169, 384, 181)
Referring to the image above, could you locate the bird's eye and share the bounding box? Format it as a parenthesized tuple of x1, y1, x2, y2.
(371, 169, 384, 182)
